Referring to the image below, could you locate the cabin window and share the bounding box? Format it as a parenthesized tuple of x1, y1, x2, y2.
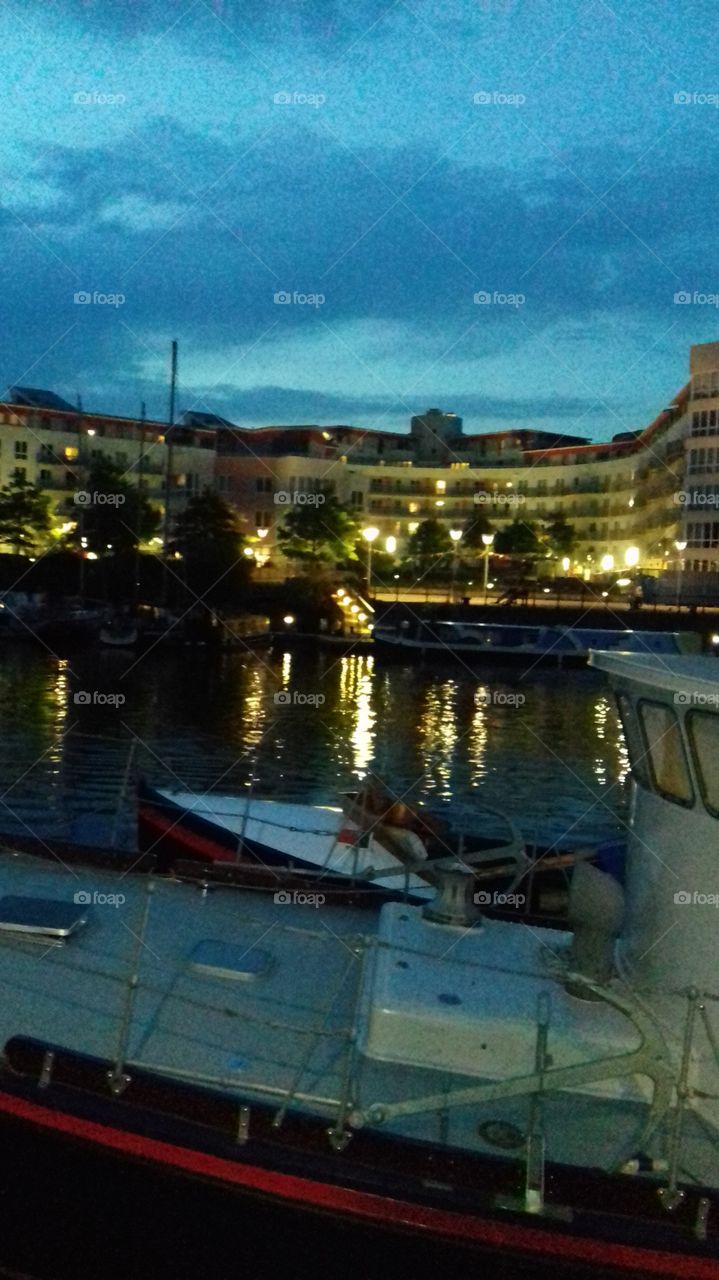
(637, 700, 694, 807)
(615, 694, 651, 789)
(687, 711, 719, 818)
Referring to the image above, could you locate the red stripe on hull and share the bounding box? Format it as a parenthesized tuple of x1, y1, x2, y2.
(0, 1088, 715, 1277)
(139, 805, 234, 863)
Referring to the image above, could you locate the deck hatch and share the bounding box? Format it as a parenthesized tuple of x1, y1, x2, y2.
(190, 940, 273, 981)
(0, 896, 88, 939)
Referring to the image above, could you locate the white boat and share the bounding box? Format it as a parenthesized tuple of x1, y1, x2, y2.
(0, 653, 717, 1275)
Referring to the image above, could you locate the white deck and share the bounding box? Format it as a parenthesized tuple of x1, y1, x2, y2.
(0, 851, 714, 1181)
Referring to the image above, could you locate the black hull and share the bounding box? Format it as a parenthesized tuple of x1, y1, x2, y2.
(1, 1037, 717, 1280)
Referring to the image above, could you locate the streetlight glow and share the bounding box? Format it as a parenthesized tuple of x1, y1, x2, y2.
(385, 535, 397, 553)
(624, 546, 640, 567)
(600, 554, 614, 572)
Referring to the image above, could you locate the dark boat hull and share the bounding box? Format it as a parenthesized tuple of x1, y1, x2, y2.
(2, 1037, 717, 1280)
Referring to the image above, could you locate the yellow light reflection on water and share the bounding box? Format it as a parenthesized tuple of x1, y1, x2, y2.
(339, 656, 376, 775)
(417, 682, 457, 799)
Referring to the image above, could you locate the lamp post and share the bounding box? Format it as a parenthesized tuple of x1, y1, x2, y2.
(449, 528, 462, 602)
(674, 538, 687, 611)
(481, 532, 495, 603)
(362, 526, 379, 594)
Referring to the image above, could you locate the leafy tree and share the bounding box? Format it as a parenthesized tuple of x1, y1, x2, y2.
(0, 476, 52, 553)
(461, 511, 495, 553)
(171, 489, 251, 607)
(70, 457, 160, 554)
(542, 514, 576, 559)
(493, 519, 540, 557)
(277, 496, 359, 567)
(407, 518, 452, 571)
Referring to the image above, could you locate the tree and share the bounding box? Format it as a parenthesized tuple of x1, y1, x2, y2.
(171, 490, 251, 607)
(407, 518, 452, 571)
(542, 514, 576, 559)
(277, 496, 359, 567)
(71, 457, 160, 554)
(0, 475, 51, 553)
(461, 511, 494, 553)
(493, 519, 540, 557)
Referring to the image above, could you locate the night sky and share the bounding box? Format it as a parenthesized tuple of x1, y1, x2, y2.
(2, 0, 718, 437)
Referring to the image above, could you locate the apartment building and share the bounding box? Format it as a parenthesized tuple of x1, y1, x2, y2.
(0, 389, 216, 543)
(214, 342, 719, 578)
(3, 339, 718, 579)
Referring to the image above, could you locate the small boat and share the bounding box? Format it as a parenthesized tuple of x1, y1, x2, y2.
(0, 650, 717, 1276)
(138, 778, 624, 916)
(373, 617, 699, 664)
(99, 620, 139, 648)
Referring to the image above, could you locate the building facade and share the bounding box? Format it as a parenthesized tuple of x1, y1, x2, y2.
(2, 339, 718, 580)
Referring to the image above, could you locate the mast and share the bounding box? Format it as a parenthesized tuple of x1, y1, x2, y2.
(162, 341, 178, 605)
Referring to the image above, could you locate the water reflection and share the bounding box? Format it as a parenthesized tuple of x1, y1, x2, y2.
(0, 646, 629, 849)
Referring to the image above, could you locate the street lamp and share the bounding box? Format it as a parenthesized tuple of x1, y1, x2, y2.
(561, 556, 570, 573)
(362, 526, 379, 593)
(481, 532, 495, 602)
(385, 535, 397, 554)
(624, 546, 640, 568)
(449, 528, 462, 602)
(600, 553, 614, 572)
(674, 538, 687, 610)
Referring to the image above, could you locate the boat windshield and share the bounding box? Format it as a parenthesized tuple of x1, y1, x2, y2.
(686, 710, 719, 818)
(637, 700, 694, 807)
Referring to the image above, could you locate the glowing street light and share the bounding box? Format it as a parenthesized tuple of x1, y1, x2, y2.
(481, 532, 495, 600)
(600, 553, 614, 572)
(561, 556, 570, 572)
(449, 529, 462, 601)
(385, 535, 397, 554)
(674, 538, 687, 611)
(624, 546, 640, 568)
(362, 526, 379, 593)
